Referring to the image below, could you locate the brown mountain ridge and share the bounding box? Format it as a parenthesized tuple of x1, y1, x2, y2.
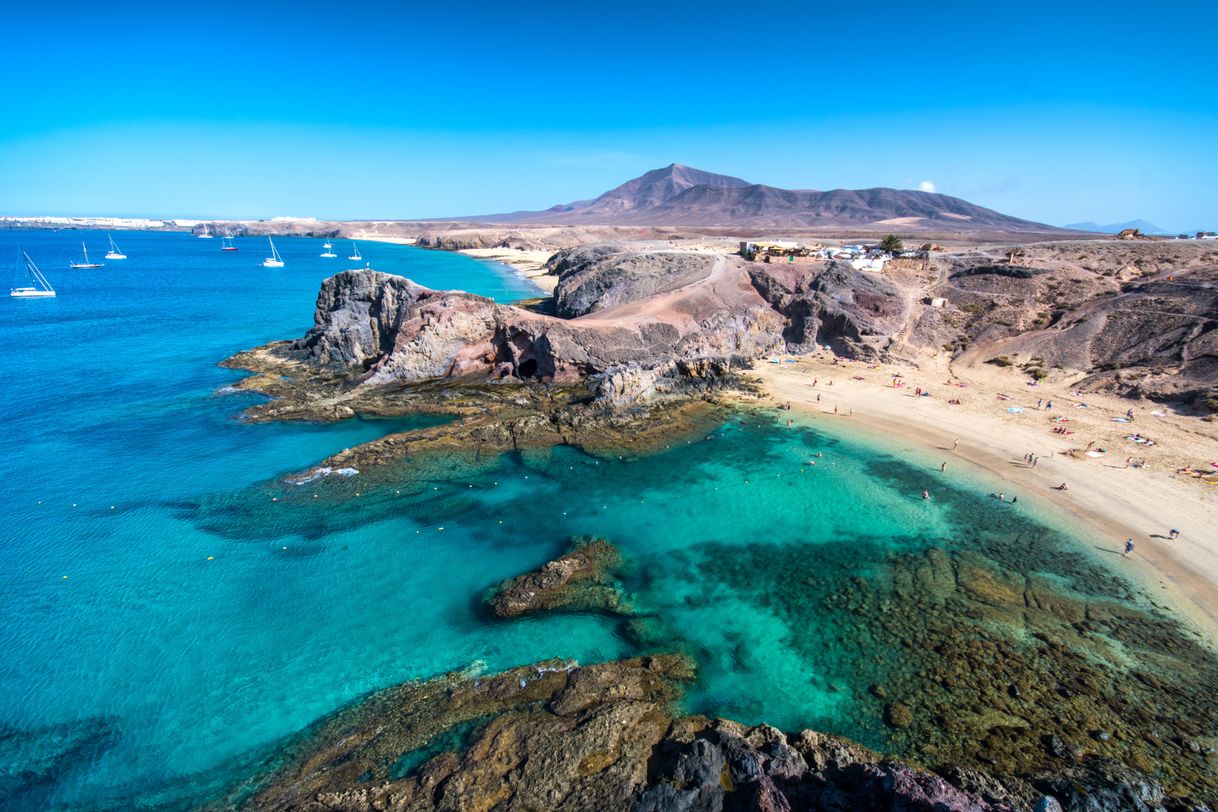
(466, 163, 1062, 232)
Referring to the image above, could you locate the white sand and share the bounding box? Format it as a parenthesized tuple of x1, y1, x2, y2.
(752, 354, 1218, 633)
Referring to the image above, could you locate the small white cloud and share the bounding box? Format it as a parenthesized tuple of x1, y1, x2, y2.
(919, 180, 936, 193)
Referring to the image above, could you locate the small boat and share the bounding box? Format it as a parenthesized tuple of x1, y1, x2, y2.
(198, 223, 214, 239)
(221, 229, 239, 252)
(320, 241, 337, 258)
(69, 241, 103, 269)
(10, 250, 56, 298)
(262, 237, 285, 268)
(104, 234, 127, 260)
(322, 240, 333, 249)
(347, 242, 362, 261)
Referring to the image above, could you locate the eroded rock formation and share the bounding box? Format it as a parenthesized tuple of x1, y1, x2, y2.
(278, 257, 785, 402)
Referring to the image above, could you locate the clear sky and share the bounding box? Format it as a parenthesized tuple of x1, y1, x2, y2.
(1, 0, 1214, 230)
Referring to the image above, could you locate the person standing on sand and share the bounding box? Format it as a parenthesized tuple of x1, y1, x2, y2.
(940, 462, 947, 472)
(1124, 538, 1135, 557)
(1169, 528, 1180, 540)
(817, 393, 821, 402)
(1037, 398, 1043, 409)
(833, 405, 838, 414)
(1032, 456, 1039, 467)
(952, 438, 959, 451)
(1045, 400, 1053, 410)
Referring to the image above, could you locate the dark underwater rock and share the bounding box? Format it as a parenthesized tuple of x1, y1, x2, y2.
(486, 536, 628, 617)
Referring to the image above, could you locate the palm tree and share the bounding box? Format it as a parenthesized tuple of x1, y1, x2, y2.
(879, 234, 903, 254)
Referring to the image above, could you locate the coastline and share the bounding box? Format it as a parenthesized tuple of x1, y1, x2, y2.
(352, 232, 560, 294)
(457, 247, 558, 293)
(750, 355, 1218, 635)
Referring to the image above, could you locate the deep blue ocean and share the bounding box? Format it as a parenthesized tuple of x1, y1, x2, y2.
(0, 229, 1189, 809)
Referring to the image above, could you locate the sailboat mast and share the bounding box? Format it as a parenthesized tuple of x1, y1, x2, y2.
(26, 251, 52, 291)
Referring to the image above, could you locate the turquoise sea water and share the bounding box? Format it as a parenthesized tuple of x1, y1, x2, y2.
(0, 230, 1204, 808)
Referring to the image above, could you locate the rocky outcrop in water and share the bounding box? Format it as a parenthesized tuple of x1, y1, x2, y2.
(487, 537, 628, 617)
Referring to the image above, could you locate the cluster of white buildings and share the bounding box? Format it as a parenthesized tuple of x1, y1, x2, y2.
(0, 215, 175, 230)
(740, 240, 902, 272)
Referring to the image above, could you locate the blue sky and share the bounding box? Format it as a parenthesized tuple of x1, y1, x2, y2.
(1, 1, 1214, 230)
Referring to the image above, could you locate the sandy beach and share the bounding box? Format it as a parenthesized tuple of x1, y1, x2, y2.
(752, 353, 1218, 633)
(458, 247, 558, 293)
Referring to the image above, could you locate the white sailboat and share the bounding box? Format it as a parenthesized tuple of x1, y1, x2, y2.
(11, 250, 56, 298)
(198, 223, 214, 239)
(261, 237, 285, 268)
(320, 240, 337, 258)
(104, 234, 127, 260)
(221, 229, 239, 252)
(69, 241, 103, 269)
(347, 242, 362, 261)
(322, 239, 333, 249)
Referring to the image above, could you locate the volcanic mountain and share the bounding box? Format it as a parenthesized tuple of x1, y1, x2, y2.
(469, 163, 1060, 232)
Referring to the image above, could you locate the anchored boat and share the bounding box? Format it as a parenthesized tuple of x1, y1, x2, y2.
(69, 241, 103, 269)
(104, 234, 127, 260)
(11, 250, 56, 298)
(261, 237, 285, 268)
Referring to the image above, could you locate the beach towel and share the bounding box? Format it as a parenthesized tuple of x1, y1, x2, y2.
(1007, 407, 1023, 413)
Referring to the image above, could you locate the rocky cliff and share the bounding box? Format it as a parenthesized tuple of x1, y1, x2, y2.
(252, 238, 1218, 412)
(285, 257, 785, 404)
(747, 260, 909, 358)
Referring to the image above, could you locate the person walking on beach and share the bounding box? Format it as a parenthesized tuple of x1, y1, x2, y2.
(952, 438, 959, 451)
(1032, 456, 1039, 467)
(1123, 538, 1135, 558)
(1169, 528, 1180, 540)
(1037, 398, 1043, 409)
(940, 462, 947, 472)
(1045, 400, 1053, 410)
